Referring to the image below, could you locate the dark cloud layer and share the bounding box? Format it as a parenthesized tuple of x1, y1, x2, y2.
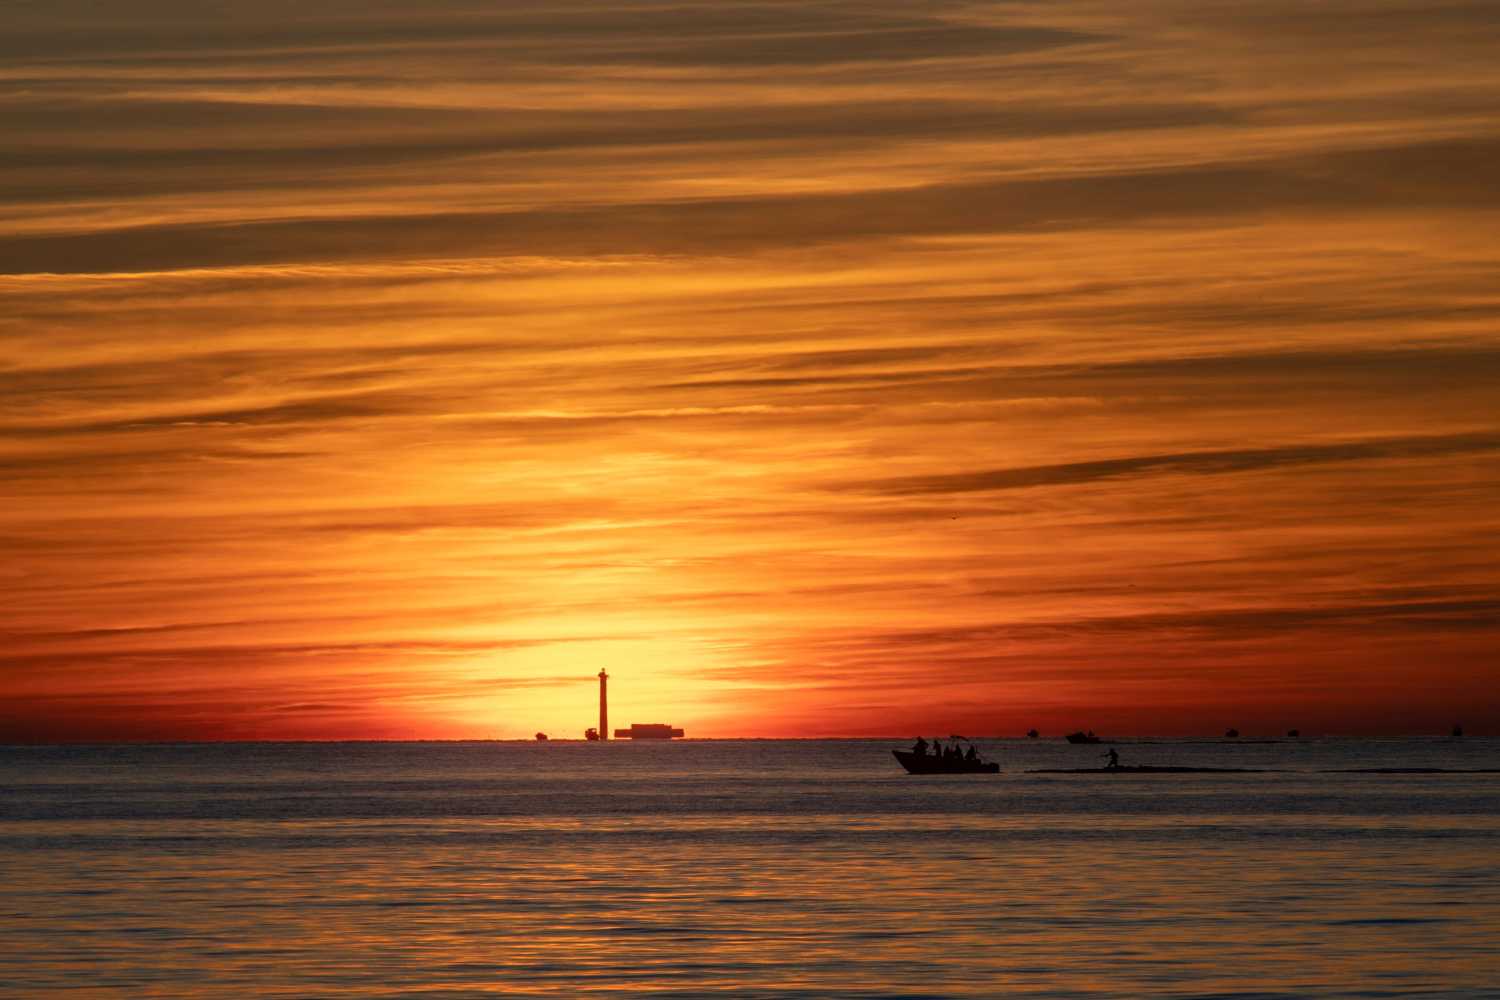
(862, 432, 1500, 496)
(7, 136, 1496, 276)
(2, 4, 1095, 66)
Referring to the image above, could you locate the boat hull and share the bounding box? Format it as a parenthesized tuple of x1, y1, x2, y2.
(892, 749, 999, 774)
(1065, 732, 1102, 744)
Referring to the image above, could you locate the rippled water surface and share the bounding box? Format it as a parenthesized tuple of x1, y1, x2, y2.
(3, 739, 1498, 997)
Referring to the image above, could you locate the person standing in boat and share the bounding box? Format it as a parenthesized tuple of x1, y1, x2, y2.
(912, 736, 929, 756)
(1103, 748, 1120, 770)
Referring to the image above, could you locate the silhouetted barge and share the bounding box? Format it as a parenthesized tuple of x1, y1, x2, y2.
(614, 723, 684, 739)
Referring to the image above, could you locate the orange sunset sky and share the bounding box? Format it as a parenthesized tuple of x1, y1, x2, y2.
(3, 0, 1498, 741)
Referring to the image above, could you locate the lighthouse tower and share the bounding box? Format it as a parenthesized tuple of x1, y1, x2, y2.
(598, 669, 609, 741)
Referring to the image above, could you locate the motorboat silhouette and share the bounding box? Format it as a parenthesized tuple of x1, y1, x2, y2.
(1065, 730, 1101, 744)
(892, 746, 999, 774)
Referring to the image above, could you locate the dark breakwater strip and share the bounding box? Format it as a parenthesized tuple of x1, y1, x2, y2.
(1032, 773, 1266, 779)
(1326, 773, 1500, 779)
(1027, 766, 1500, 775)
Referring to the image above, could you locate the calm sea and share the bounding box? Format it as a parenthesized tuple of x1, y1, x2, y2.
(3, 739, 1498, 998)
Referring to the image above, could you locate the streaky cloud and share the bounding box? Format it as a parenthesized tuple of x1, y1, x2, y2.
(858, 431, 1500, 495)
(8, 136, 1499, 276)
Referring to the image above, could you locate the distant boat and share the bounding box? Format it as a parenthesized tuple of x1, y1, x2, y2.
(1027, 728, 1040, 739)
(534, 732, 549, 741)
(1225, 728, 1240, 738)
(584, 728, 601, 741)
(892, 749, 999, 775)
(1452, 724, 1464, 738)
(1065, 730, 1101, 744)
(1287, 729, 1300, 738)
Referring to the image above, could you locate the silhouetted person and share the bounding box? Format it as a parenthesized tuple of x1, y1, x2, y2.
(1103, 748, 1120, 770)
(912, 736, 929, 756)
(964, 745, 978, 762)
(931, 740, 943, 759)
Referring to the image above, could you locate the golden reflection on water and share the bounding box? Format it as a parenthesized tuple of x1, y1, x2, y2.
(6, 814, 1499, 997)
